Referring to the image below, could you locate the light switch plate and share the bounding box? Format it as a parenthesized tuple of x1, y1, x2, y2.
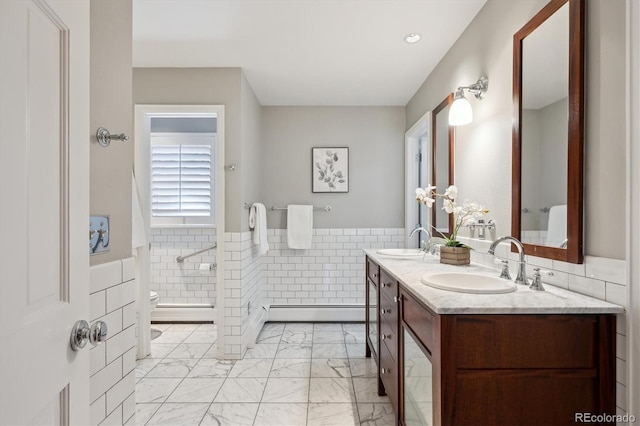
(90, 215, 110, 255)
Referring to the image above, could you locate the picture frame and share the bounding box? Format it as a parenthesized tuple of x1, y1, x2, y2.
(312, 147, 349, 193)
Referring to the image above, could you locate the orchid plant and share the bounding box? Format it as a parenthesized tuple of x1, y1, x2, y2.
(415, 185, 489, 248)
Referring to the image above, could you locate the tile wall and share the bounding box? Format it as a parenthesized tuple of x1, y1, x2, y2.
(221, 231, 264, 359)
(263, 228, 405, 306)
(89, 258, 137, 425)
(149, 228, 217, 305)
(462, 237, 629, 415)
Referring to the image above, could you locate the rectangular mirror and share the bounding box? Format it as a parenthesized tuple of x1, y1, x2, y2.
(432, 94, 454, 237)
(512, 0, 585, 263)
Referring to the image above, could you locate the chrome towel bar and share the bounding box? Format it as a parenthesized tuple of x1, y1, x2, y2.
(176, 243, 217, 263)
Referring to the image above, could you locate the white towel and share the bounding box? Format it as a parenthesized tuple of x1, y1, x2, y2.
(252, 203, 269, 255)
(287, 205, 313, 249)
(546, 204, 567, 247)
(131, 171, 147, 250)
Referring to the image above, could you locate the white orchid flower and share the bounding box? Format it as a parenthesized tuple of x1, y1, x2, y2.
(444, 185, 458, 200)
(443, 199, 455, 214)
(424, 197, 435, 208)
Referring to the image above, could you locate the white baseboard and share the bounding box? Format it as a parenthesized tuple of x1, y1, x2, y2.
(151, 305, 216, 322)
(267, 305, 365, 322)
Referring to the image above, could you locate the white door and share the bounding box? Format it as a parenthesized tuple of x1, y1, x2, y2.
(0, 0, 90, 424)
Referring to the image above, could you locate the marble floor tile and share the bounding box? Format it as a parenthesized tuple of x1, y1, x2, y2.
(165, 343, 212, 359)
(213, 378, 268, 403)
(309, 378, 356, 403)
(244, 343, 279, 359)
(147, 343, 179, 359)
(187, 358, 235, 378)
(313, 331, 346, 344)
(312, 343, 348, 359)
(353, 378, 391, 404)
(228, 359, 273, 378)
(133, 403, 161, 426)
(146, 402, 209, 425)
(261, 322, 286, 334)
(276, 343, 313, 359)
(269, 358, 311, 378)
(253, 403, 308, 426)
(357, 403, 395, 425)
(165, 378, 225, 403)
(342, 323, 366, 333)
(261, 377, 310, 403)
(196, 323, 217, 332)
(313, 323, 343, 332)
(145, 358, 198, 378)
(307, 402, 359, 426)
(280, 330, 313, 344)
(311, 359, 351, 378)
(135, 358, 161, 378)
(346, 343, 366, 358)
(200, 344, 220, 359)
(343, 330, 367, 344)
(349, 358, 377, 378)
(256, 327, 283, 344)
(150, 331, 192, 344)
(135, 378, 182, 403)
(164, 323, 202, 332)
(182, 331, 217, 344)
(200, 403, 259, 426)
(284, 322, 314, 332)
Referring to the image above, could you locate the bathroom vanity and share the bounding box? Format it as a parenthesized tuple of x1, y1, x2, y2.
(364, 250, 622, 425)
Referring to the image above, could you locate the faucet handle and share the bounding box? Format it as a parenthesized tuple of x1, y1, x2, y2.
(494, 259, 511, 280)
(530, 268, 546, 291)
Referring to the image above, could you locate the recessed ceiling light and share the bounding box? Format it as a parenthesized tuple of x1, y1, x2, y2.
(404, 33, 422, 44)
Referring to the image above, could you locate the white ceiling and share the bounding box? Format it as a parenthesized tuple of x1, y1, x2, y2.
(133, 0, 486, 106)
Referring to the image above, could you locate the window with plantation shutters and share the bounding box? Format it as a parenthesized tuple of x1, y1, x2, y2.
(150, 133, 215, 226)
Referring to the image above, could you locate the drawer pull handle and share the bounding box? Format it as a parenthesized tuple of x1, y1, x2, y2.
(381, 334, 390, 340)
(381, 309, 391, 314)
(393, 295, 402, 303)
(373, 273, 378, 278)
(381, 368, 389, 374)
(382, 282, 390, 288)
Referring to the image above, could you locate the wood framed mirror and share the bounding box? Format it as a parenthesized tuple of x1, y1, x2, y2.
(512, 0, 585, 263)
(432, 93, 454, 238)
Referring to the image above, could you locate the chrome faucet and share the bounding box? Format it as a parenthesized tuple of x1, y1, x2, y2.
(409, 226, 437, 254)
(488, 236, 528, 285)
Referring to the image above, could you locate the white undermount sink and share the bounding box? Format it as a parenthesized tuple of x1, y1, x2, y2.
(376, 248, 423, 258)
(421, 272, 517, 294)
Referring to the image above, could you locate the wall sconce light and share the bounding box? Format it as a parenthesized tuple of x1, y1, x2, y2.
(448, 77, 489, 126)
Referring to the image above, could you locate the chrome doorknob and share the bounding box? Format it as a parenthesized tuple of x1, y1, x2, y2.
(70, 320, 108, 351)
(70, 320, 90, 351)
(89, 321, 108, 345)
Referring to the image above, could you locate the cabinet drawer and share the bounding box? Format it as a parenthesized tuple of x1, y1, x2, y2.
(379, 270, 398, 302)
(379, 336, 399, 414)
(379, 312, 398, 362)
(402, 289, 435, 352)
(379, 290, 398, 328)
(367, 257, 380, 283)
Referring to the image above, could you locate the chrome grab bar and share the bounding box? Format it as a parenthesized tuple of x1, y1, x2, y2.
(176, 243, 217, 263)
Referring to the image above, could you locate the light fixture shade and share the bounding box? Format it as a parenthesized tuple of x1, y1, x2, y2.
(449, 95, 473, 126)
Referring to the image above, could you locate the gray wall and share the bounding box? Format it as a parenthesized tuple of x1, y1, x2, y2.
(90, 0, 133, 266)
(406, 0, 626, 259)
(261, 106, 406, 229)
(240, 73, 264, 232)
(132, 68, 248, 232)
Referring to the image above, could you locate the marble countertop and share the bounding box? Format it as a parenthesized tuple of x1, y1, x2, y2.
(364, 249, 624, 315)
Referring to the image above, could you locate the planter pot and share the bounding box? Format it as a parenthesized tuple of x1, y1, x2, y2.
(440, 246, 470, 265)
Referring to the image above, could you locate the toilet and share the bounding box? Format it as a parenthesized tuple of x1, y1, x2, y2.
(150, 290, 160, 311)
(150, 291, 162, 340)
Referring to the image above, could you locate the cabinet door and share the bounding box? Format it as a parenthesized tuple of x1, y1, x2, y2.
(403, 327, 433, 426)
(367, 279, 378, 356)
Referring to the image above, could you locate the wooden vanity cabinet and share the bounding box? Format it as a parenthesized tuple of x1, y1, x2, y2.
(365, 257, 617, 425)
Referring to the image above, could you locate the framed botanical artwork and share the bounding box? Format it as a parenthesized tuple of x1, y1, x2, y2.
(312, 147, 349, 193)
